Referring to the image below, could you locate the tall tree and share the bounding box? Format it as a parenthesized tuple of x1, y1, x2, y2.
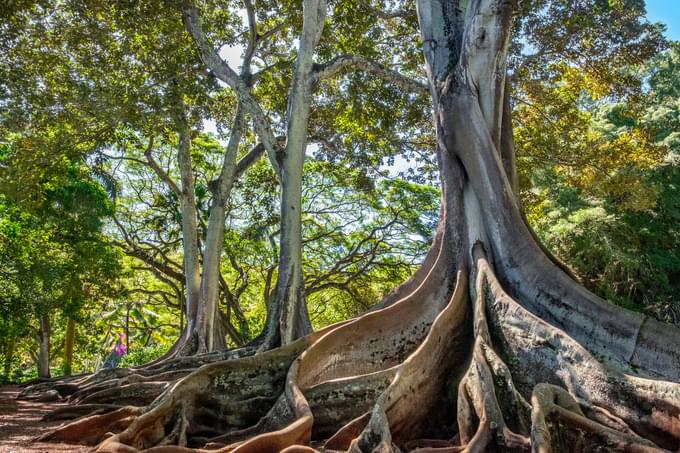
(0, 155, 119, 379)
(182, 0, 329, 347)
(0, 0, 270, 356)
(179, 0, 435, 349)
(25, 1, 680, 452)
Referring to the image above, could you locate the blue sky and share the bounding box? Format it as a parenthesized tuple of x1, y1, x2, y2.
(646, 0, 680, 40)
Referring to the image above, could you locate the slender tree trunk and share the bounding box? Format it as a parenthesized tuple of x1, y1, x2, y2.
(38, 313, 51, 379)
(158, 105, 257, 356)
(63, 318, 75, 376)
(175, 115, 202, 355)
(195, 108, 244, 352)
(2, 339, 15, 380)
(124, 305, 130, 352)
(263, 0, 326, 348)
(195, 218, 225, 353)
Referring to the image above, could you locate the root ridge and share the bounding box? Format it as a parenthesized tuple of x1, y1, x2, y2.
(29, 249, 680, 453)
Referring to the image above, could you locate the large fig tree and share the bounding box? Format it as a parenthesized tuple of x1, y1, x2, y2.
(29, 0, 680, 451)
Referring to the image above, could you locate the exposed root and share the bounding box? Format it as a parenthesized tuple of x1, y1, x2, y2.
(18, 370, 125, 400)
(350, 270, 470, 451)
(29, 248, 680, 452)
(42, 404, 124, 421)
(39, 406, 145, 445)
(68, 370, 191, 403)
(224, 245, 460, 452)
(18, 342, 257, 408)
(25, 244, 680, 453)
(478, 250, 680, 451)
(530, 383, 665, 453)
(451, 251, 531, 453)
(90, 334, 320, 452)
(20, 389, 61, 402)
(78, 381, 170, 406)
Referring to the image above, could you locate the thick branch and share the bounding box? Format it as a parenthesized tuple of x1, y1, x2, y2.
(181, 2, 281, 177)
(234, 135, 285, 178)
(313, 54, 428, 94)
(112, 216, 185, 283)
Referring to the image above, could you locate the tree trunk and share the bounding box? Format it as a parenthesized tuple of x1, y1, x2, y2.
(174, 113, 204, 356)
(63, 318, 75, 376)
(124, 305, 130, 352)
(195, 108, 244, 353)
(2, 338, 15, 380)
(194, 210, 227, 353)
(38, 313, 51, 379)
(37, 1, 680, 451)
(262, 0, 326, 348)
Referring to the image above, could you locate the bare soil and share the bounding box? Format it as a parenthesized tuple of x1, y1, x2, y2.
(0, 385, 88, 453)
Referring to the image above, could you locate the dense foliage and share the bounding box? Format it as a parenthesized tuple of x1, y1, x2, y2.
(0, 0, 677, 381)
(518, 42, 680, 321)
(0, 151, 121, 380)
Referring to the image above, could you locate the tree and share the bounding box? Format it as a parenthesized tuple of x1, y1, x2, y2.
(3, 0, 434, 359)
(0, 154, 120, 379)
(0, 0, 282, 356)
(181, 0, 333, 348)
(34, 0, 680, 452)
(181, 0, 431, 348)
(518, 41, 680, 321)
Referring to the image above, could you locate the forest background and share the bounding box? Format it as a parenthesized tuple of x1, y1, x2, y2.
(1, 0, 679, 381)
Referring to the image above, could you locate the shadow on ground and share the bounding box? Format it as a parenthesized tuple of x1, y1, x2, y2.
(0, 385, 88, 453)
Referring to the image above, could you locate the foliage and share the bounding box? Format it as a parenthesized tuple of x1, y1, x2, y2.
(119, 344, 170, 368)
(0, 150, 121, 380)
(518, 42, 680, 318)
(1, 0, 679, 381)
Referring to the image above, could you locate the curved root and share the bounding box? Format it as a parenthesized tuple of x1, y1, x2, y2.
(39, 406, 145, 445)
(31, 245, 680, 453)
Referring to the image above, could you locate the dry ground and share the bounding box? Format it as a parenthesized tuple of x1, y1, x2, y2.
(0, 385, 88, 453)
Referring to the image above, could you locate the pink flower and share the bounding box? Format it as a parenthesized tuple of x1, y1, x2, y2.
(113, 342, 127, 356)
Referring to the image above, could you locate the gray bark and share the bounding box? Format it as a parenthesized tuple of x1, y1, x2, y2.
(181, 2, 281, 178)
(195, 108, 245, 352)
(416, 0, 680, 382)
(262, 0, 327, 347)
(176, 116, 203, 353)
(149, 113, 271, 357)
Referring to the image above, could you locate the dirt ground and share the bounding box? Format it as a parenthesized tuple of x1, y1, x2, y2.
(0, 385, 89, 453)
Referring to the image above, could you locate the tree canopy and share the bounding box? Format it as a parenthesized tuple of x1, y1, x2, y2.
(1, 1, 680, 451)
(0, 0, 677, 382)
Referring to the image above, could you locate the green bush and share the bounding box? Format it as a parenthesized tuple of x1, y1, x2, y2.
(119, 344, 169, 368)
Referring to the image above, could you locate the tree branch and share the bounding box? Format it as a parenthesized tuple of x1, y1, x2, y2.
(234, 135, 286, 178)
(112, 216, 185, 283)
(242, 0, 258, 75)
(142, 136, 182, 196)
(313, 54, 428, 94)
(180, 1, 281, 177)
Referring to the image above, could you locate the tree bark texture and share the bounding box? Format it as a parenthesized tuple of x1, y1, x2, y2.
(194, 108, 245, 353)
(261, 0, 327, 348)
(31, 1, 680, 451)
(170, 108, 243, 357)
(175, 116, 204, 356)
